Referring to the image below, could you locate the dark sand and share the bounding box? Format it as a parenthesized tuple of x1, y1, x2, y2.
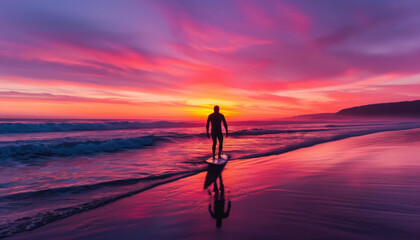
(10, 129, 420, 240)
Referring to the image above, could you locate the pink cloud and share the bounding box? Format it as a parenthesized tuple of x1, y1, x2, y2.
(1, 0, 420, 119)
(237, 1, 274, 29)
(277, 3, 311, 36)
(161, 4, 274, 53)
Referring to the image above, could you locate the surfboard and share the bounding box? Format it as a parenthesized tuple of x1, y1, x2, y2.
(206, 154, 230, 165)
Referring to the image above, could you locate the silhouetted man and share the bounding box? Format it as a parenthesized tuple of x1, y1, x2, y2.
(206, 105, 228, 158)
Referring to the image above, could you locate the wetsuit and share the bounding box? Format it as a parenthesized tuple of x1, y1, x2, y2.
(206, 112, 228, 157)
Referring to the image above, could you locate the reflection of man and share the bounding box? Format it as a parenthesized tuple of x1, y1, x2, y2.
(208, 175, 231, 228)
(206, 105, 228, 158)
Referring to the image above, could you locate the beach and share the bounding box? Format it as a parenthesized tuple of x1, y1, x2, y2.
(9, 128, 420, 240)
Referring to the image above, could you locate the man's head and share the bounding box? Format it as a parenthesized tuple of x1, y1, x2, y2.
(214, 105, 220, 113)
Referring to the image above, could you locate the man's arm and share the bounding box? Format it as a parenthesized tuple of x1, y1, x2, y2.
(206, 115, 210, 138)
(222, 115, 228, 137)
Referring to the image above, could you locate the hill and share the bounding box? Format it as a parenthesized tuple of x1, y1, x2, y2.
(336, 100, 420, 118)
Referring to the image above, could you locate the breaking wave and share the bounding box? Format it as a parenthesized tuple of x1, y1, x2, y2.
(0, 121, 197, 134)
(0, 128, 333, 160)
(0, 136, 156, 160)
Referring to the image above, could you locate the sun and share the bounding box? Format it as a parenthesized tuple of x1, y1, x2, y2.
(184, 98, 238, 120)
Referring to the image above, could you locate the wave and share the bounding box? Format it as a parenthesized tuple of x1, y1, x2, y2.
(0, 121, 197, 134)
(2, 122, 419, 161)
(230, 128, 329, 136)
(0, 128, 333, 160)
(0, 136, 156, 160)
(238, 123, 420, 159)
(0, 120, 413, 135)
(164, 128, 330, 139)
(0, 171, 201, 202)
(0, 171, 202, 239)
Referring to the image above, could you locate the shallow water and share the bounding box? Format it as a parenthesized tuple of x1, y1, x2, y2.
(1, 119, 420, 238)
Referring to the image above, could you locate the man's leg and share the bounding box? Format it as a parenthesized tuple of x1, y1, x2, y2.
(218, 134, 223, 157)
(212, 134, 217, 158)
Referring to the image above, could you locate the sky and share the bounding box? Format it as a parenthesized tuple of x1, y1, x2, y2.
(1, 0, 420, 120)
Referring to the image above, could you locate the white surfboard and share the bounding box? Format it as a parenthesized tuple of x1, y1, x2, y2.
(206, 154, 230, 165)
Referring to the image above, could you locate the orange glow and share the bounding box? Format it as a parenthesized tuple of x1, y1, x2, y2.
(184, 98, 238, 120)
(1, 1, 419, 120)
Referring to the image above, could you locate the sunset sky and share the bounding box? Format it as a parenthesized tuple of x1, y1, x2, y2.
(1, 0, 420, 120)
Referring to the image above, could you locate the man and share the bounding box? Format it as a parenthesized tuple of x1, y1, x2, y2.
(206, 105, 228, 158)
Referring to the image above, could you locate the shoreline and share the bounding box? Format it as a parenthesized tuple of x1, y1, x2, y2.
(9, 128, 420, 239)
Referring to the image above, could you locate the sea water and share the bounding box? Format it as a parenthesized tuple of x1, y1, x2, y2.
(1, 118, 419, 238)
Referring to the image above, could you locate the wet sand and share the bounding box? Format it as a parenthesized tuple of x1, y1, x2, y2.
(10, 129, 420, 240)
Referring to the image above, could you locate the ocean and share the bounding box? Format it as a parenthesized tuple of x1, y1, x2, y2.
(1, 118, 420, 238)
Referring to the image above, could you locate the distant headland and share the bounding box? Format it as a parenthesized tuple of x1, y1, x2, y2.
(336, 100, 420, 118)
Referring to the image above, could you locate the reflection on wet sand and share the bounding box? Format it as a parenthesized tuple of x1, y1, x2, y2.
(204, 164, 231, 228)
